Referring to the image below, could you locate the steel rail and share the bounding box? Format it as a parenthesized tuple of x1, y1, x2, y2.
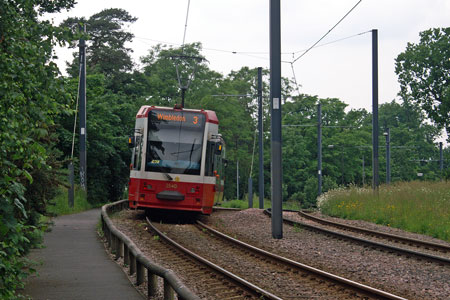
(212, 206, 242, 212)
(101, 200, 200, 300)
(264, 209, 450, 265)
(299, 210, 450, 253)
(196, 220, 407, 300)
(146, 217, 283, 300)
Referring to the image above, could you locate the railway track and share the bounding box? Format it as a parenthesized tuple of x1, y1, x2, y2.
(264, 209, 450, 266)
(142, 221, 266, 299)
(147, 217, 406, 300)
(299, 210, 450, 254)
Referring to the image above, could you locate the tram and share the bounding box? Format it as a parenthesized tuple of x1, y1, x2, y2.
(127, 105, 225, 214)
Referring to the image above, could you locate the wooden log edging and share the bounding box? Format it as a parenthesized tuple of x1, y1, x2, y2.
(101, 200, 200, 300)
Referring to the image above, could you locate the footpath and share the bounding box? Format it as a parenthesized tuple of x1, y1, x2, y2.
(23, 209, 143, 300)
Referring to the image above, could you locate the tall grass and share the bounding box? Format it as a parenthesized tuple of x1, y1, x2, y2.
(318, 181, 450, 242)
(46, 186, 92, 216)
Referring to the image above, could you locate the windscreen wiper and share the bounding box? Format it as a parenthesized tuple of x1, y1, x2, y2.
(164, 172, 173, 181)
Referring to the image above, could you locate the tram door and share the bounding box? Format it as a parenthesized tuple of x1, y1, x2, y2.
(214, 143, 225, 203)
(206, 138, 226, 204)
(129, 129, 143, 171)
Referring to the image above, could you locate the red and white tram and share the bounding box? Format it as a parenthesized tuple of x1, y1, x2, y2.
(128, 105, 225, 214)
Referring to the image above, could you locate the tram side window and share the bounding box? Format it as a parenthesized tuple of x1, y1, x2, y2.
(131, 135, 143, 171)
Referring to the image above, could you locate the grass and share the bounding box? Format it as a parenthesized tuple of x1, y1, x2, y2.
(318, 181, 450, 242)
(217, 196, 302, 211)
(46, 186, 92, 216)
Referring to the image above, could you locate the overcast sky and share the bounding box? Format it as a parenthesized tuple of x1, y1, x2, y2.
(47, 0, 450, 112)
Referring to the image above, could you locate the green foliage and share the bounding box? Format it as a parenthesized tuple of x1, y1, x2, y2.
(46, 186, 92, 216)
(0, 0, 76, 297)
(220, 199, 250, 209)
(319, 181, 450, 242)
(1, 4, 448, 297)
(62, 8, 137, 84)
(56, 73, 143, 204)
(219, 198, 301, 211)
(395, 27, 450, 140)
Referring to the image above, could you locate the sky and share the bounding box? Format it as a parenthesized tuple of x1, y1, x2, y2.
(46, 0, 450, 113)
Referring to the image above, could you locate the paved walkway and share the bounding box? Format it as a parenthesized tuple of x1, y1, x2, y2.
(23, 209, 143, 300)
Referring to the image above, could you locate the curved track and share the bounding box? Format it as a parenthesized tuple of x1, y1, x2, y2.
(146, 217, 281, 300)
(264, 209, 450, 265)
(299, 210, 450, 254)
(147, 217, 406, 300)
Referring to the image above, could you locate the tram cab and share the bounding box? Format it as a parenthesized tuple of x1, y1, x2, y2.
(128, 105, 225, 214)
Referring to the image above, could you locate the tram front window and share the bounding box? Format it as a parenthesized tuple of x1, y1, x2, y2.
(146, 111, 205, 175)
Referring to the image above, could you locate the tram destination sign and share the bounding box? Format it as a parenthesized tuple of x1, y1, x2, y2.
(150, 110, 205, 128)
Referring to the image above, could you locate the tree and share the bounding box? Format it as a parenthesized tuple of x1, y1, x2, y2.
(395, 27, 450, 140)
(62, 8, 137, 90)
(0, 0, 75, 297)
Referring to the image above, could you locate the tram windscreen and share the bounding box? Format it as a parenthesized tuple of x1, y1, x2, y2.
(145, 110, 205, 175)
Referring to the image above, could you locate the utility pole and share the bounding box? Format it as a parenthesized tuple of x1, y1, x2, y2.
(79, 24, 87, 191)
(372, 29, 379, 191)
(270, 0, 282, 239)
(317, 102, 322, 197)
(257, 67, 264, 209)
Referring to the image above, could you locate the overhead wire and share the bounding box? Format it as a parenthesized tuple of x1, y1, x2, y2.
(136, 30, 370, 62)
(290, 62, 301, 95)
(70, 62, 82, 161)
(292, 0, 363, 64)
(293, 30, 371, 55)
(136, 0, 364, 97)
(181, 0, 191, 49)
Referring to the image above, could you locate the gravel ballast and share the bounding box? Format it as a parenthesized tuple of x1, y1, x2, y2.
(111, 208, 450, 300)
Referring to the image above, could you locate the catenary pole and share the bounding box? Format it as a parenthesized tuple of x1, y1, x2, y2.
(270, 0, 282, 239)
(68, 163, 74, 207)
(385, 128, 390, 184)
(79, 24, 87, 191)
(258, 67, 264, 209)
(248, 177, 253, 208)
(317, 102, 322, 196)
(440, 142, 443, 179)
(236, 160, 239, 200)
(372, 29, 379, 191)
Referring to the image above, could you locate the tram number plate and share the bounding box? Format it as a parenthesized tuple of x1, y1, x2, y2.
(166, 183, 178, 189)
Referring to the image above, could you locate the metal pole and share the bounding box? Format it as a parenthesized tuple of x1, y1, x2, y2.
(372, 29, 379, 190)
(270, 0, 282, 239)
(181, 88, 186, 108)
(79, 24, 87, 191)
(340, 149, 344, 185)
(386, 128, 390, 184)
(258, 67, 264, 209)
(248, 177, 253, 208)
(362, 154, 365, 186)
(440, 142, 443, 179)
(236, 160, 239, 200)
(317, 102, 322, 197)
(68, 163, 74, 207)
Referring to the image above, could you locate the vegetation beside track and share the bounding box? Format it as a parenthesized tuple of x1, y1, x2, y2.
(318, 181, 450, 242)
(46, 186, 92, 216)
(218, 197, 302, 211)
